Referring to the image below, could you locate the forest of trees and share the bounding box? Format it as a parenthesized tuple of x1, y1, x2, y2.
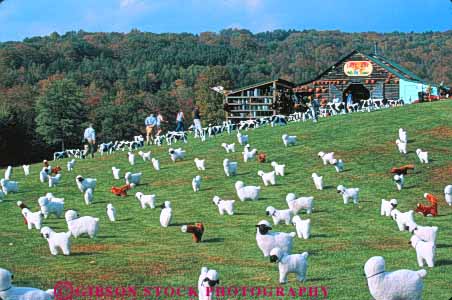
(1, 29, 451, 165)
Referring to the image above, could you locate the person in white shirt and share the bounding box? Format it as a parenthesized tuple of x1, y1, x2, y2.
(175, 109, 184, 132)
(83, 123, 96, 158)
(156, 112, 167, 136)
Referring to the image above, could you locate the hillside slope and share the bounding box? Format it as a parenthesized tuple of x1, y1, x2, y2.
(1, 101, 451, 299)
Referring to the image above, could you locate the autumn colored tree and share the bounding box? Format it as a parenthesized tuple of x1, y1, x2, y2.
(194, 66, 232, 125)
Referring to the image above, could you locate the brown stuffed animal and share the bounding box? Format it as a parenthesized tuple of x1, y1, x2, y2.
(415, 193, 438, 217)
(258, 152, 266, 163)
(390, 164, 415, 175)
(111, 184, 134, 197)
(181, 223, 205, 242)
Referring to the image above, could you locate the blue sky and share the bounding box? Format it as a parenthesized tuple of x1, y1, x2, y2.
(0, 0, 451, 42)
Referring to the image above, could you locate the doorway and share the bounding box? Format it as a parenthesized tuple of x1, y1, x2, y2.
(343, 84, 370, 103)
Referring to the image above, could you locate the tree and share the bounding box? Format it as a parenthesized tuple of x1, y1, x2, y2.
(194, 66, 232, 125)
(35, 79, 86, 150)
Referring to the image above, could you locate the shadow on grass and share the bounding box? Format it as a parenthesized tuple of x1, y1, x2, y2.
(322, 185, 335, 190)
(170, 222, 191, 227)
(203, 238, 224, 243)
(436, 259, 452, 266)
(119, 218, 133, 222)
(234, 212, 255, 216)
(97, 235, 116, 238)
(71, 252, 98, 256)
(311, 233, 334, 238)
(403, 185, 417, 190)
(437, 244, 452, 248)
(308, 277, 334, 282)
(237, 172, 251, 176)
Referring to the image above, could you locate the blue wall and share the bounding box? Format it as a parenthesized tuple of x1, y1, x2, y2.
(399, 78, 438, 103)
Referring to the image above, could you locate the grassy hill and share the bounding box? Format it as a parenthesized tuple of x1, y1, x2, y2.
(1, 101, 451, 299)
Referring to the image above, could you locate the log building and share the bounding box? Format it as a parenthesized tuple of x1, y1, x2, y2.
(222, 50, 440, 121)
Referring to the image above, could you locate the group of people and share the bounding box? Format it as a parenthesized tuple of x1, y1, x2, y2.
(144, 105, 203, 145)
(81, 106, 204, 158)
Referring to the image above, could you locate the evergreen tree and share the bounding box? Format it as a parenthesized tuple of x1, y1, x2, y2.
(35, 79, 86, 150)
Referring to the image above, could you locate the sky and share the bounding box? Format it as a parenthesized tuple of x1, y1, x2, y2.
(0, 0, 451, 42)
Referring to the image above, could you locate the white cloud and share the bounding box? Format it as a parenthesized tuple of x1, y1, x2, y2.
(119, 0, 137, 9)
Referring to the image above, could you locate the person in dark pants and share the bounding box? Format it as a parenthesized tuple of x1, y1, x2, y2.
(311, 98, 320, 123)
(193, 105, 203, 138)
(175, 109, 185, 132)
(83, 123, 96, 158)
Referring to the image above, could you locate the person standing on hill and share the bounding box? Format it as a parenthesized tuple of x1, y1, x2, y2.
(156, 111, 167, 137)
(144, 113, 157, 145)
(193, 105, 203, 138)
(175, 108, 185, 132)
(83, 123, 96, 158)
(346, 92, 353, 112)
(311, 97, 320, 123)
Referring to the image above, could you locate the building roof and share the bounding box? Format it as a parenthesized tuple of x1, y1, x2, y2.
(226, 78, 295, 95)
(297, 50, 436, 86)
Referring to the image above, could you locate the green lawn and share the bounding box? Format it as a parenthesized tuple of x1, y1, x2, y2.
(1, 101, 451, 299)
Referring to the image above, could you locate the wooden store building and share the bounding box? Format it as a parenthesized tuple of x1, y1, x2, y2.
(222, 50, 439, 121)
(293, 50, 439, 105)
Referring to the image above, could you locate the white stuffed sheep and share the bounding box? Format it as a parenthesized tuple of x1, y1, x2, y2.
(292, 215, 311, 239)
(40, 226, 71, 256)
(271, 161, 285, 176)
(168, 148, 185, 162)
(221, 142, 235, 153)
(67, 159, 75, 172)
(269, 247, 308, 284)
(381, 199, 398, 217)
(364, 256, 426, 300)
(198, 267, 219, 300)
(281, 134, 296, 147)
(242, 144, 257, 162)
(125, 172, 142, 185)
(265, 206, 293, 225)
(21, 208, 43, 230)
(410, 235, 436, 268)
(318, 151, 335, 165)
(390, 209, 414, 232)
(192, 175, 201, 192)
(258, 170, 276, 186)
(223, 159, 237, 177)
(112, 167, 121, 180)
(38, 196, 64, 219)
(286, 193, 313, 214)
(135, 192, 156, 209)
(75, 175, 96, 193)
(235, 181, 260, 201)
(159, 201, 172, 227)
(22, 165, 30, 176)
(212, 196, 235, 216)
(0, 179, 18, 195)
(84, 188, 93, 205)
(128, 151, 135, 165)
(194, 158, 206, 171)
(107, 203, 116, 222)
(336, 185, 359, 204)
(416, 149, 428, 164)
(0, 268, 53, 300)
(311, 173, 323, 190)
(65, 210, 99, 238)
(151, 158, 160, 171)
(255, 220, 296, 257)
(237, 132, 248, 145)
